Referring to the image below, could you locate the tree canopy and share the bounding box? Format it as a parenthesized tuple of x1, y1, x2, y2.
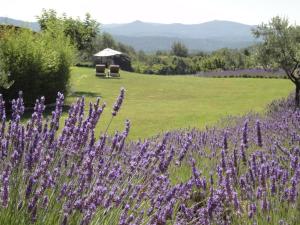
(253, 16, 300, 107)
(37, 9, 100, 61)
(171, 42, 188, 57)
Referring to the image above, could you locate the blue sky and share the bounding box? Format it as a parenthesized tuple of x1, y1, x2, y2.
(0, 0, 299, 25)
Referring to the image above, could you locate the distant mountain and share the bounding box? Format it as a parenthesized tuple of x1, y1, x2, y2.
(0, 17, 40, 31)
(0, 17, 258, 52)
(103, 20, 255, 39)
(103, 20, 258, 52)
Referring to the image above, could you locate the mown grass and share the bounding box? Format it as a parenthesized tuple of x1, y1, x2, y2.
(67, 67, 293, 140)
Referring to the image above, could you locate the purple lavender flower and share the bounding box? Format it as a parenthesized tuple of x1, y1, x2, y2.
(233, 191, 240, 210)
(256, 120, 263, 147)
(1, 165, 10, 207)
(190, 158, 202, 188)
(223, 131, 228, 152)
(221, 149, 226, 169)
(0, 89, 297, 225)
(271, 176, 276, 195)
(261, 195, 269, 212)
(242, 120, 248, 148)
(225, 169, 233, 200)
(289, 177, 297, 202)
(112, 88, 125, 116)
(248, 203, 256, 218)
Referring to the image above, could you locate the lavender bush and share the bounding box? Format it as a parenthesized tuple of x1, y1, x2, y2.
(0, 89, 299, 225)
(196, 68, 287, 79)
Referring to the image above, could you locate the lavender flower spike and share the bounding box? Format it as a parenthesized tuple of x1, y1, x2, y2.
(112, 87, 125, 116)
(256, 120, 263, 147)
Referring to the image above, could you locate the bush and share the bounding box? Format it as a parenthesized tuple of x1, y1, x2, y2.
(111, 54, 133, 72)
(75, 62, 94, 68)
(0, 27, 75, 105)
(132, 56, 197, 75)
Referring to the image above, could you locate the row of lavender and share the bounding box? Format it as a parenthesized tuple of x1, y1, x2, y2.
(196, 68, 287, 79)
(0, 89, 299, 225)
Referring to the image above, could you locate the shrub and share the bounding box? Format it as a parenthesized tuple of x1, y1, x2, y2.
(132, 56, 197, 75)
(111, 54, 133, 72)
(0, 27, 75, 105)
(75, 62, 94, 68)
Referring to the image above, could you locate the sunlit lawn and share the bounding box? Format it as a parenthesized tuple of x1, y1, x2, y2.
(66, 67, 293, 140)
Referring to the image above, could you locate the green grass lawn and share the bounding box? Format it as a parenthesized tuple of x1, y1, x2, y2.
(67, 67, 293, 140)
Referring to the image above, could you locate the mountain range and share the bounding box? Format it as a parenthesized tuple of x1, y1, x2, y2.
(103, 20, 254, 39)
(0, 17, 258, 52)
(103, 20, 258, 52)
(0, 17, 40, 31)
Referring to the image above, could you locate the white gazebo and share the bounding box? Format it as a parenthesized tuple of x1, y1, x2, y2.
(93, 48, 122, 66)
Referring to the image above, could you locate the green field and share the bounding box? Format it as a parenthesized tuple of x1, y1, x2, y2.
(67, 67, 293, 140)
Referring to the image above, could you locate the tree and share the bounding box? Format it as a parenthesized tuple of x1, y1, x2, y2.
(117, 42, 136, 56)
(64, 13, 99, 51)
(0, 25, 75, 105)
(253, 17, 300, 107)
(36, 9, 59, 31)
(37, 10, 100, 60)
(171, 42, 188, 57)
(101, 32, 116, 49)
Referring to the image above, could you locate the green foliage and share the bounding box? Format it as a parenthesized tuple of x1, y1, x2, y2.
(200, 48, 256, 71)
(253, 17, 300, 71)
(132, 55, 196, 75)
(36, 9, 59, 31)
(200, 55, 225, 71)
(37, 9, 100, 61)
(253, 16, 300, 106)
(99, 32, 117, 49)
(116, 42, 136, 56)
(132, 47, 257, 75)
(36, 10, 138, 71)
(171, 41, 188, 57)
(92, 32, 136, 56)
(112, 54, 133, 72)
(0, 26, 75, 105)
(0, 61, 14, 89)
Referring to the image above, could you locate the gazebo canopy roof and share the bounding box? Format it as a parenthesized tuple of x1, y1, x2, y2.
(94, 48, 122, 57)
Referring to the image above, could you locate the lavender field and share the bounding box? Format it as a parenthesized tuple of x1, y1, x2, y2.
(0, 89, 299, 225)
